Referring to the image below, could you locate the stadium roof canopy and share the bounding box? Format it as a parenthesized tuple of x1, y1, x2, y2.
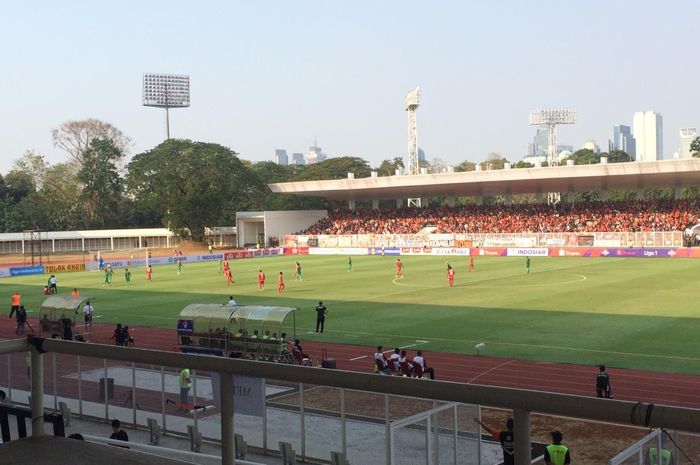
(269, 159, 700, 200)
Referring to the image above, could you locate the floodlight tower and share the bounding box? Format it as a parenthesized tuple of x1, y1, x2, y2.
(529, 109, 576, 166)
(405, 86, 421, 207)
(143, 73, 191, 139)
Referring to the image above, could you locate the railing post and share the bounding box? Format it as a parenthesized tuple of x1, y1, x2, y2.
(31, 347, 44, 437)
(52, 352, 57, 410)
(385, 394, 391, 465)
(513, 408, 531, 465)
(340, 388, 347, 457)
(131, 362, 137, 426)
(77, 356, 82, 417)
(103, 359, 109, 420)
(160, 366, 166, 433)
(262, 377, 268, 452)
(299, 382, 305, 460)
(219, 372, 234, 465)
(7, 354, 11, 403)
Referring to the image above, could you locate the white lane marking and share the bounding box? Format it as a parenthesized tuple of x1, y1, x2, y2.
(349, 355, 368, 361)
(467, 360, 516, 384)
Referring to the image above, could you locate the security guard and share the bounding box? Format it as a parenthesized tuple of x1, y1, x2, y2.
(545, 430, 571, 465)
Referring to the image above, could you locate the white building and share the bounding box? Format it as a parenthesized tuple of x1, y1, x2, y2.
(679, 127, 697, 159)
(580, 140, 600, 153)
(633, 111, 663, 162)
(305, 145, 327, 164)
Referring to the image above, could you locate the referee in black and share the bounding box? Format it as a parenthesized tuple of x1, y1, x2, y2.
(315, 301, 328, 334)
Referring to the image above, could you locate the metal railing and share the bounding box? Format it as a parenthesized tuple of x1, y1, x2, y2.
(2, 337, 700, 465)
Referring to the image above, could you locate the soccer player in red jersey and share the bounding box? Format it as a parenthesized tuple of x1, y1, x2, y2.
(225, 268, 234, 286)
(447, 264, 455, 287)
(395, 258, 404, 278)
(146, 265, 153, 282)
(278, 272, 285, 293)
(468, 255, 475, 272)
(258, 269, 265, 291)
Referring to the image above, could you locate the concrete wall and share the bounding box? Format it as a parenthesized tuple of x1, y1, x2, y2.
(264, 210, 327, 242)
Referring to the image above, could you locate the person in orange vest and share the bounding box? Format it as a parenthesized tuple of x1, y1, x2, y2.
(10, 292, 21, 314)
(71, 288, 80, 297)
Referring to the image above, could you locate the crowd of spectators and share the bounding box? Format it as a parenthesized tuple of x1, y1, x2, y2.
(302, 199, 700, 235)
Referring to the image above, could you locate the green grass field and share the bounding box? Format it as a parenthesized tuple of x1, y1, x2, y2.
(3, 255, 700, 375)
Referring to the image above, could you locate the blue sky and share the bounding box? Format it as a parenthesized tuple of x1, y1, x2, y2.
(0, 1, 697, 173)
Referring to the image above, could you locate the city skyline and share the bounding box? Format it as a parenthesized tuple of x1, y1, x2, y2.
(0, 1, 698, 174)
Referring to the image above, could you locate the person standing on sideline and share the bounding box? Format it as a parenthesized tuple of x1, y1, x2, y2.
(347, 257, 352, 272)
(315, 301, 328, 334)
(178, 368, 192, 411)
(544, 430, 571, 465)
(525, 257, 531, 274)
(278, 272, 285, 293)
(10, 291, 21, 315)
(475, 418, 515, 465)
(596, 365, 612, 398)
(227, 295, 237, 305)
(83, 301, 94, 330)
(146, 265, 153, 282)
(468, 255, 475, 272)
(49, 275, 58, 293)
(11, 305, 27, 336)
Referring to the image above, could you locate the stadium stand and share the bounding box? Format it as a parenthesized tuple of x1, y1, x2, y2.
(302, 199, 700, 235)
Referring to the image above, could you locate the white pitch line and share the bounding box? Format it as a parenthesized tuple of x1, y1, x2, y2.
(349, 355, 368, 361)
(467, 360, 515, 384)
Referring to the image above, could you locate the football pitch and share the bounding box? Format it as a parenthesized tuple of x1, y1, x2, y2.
(3, 255, 700, 375)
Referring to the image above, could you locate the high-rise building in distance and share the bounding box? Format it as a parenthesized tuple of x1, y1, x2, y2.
(609, 125, 636, 159)
(679, 128, 697, 159)
(305, 145, 327, 164)
(292, 153, 305, 165)
(275, 149, 288, 165)
(633, 111, 663, 162)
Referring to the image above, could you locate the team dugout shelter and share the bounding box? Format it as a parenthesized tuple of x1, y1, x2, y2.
(267, 158, 700, 210)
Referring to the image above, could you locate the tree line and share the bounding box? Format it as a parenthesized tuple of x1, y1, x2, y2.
(4, 119, 698, 240)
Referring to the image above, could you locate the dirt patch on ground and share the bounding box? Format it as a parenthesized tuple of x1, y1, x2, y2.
(270, 386, 700, 465)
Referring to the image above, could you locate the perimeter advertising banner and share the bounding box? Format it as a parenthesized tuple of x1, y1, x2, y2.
(368, 247, 400, 256)
(210, 373, 264, 416)
(10, 265, 45, 276)
(506, 248, 549, 256)
(44, 263, 87, 273)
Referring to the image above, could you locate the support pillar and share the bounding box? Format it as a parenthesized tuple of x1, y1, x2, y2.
(475, 195, 484, 206)
(31, 348, 44, 437)
(505, 193, 513, 206)
(636, 187, 644, 199)
(348, 200, 356, 211)
(568, 191, 575, 203)
(396, 198, 403, 208)
(372, 199, 379, 210)
(513, 408, 531, 465)
(220, 373, 235, 465)
(675, 185, 682, 200)
(446, 196, 455, 207)
(535, 192, 543, 203)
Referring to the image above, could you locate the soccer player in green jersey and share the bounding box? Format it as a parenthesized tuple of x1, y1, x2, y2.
(177, 259, 183, 276)
(103, 269, 111, 287)
(125, 268, 132, 285)
(525, 257, 531, 274)
(348, 256, 352, 272)
(294, 261, 302, 282)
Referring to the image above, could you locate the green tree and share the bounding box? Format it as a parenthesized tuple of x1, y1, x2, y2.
(250, 161, 321, 210)
(38, 163, 83, 230)
(691, 137, 700, 157)
(481, 153, 509, 170)
(513, 160, 535, 168)
(454, 160, 476, 172)
(567, 149, 599, 165)
(294, 157, 371, 181)
(126, 140, 264, 241)
(605, 150, 632, 163)
(375, 157, 404, 176)
(77, 138, 124, 228)
(13, 150, 48, 189)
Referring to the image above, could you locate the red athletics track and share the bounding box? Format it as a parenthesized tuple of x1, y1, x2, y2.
(2, 317, 699, 409)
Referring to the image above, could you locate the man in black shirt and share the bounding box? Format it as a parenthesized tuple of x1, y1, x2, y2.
(476, 417, 515, 465)
(315, 301, 328, 334)
(596, 365, 612, 398)
(110, 419, 129, 446)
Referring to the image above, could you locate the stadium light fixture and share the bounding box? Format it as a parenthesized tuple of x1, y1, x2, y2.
(143, 73, 190, 139)
(529, 109, 576, 167)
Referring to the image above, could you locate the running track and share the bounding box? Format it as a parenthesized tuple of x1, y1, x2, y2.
(2, 318, 699, 409)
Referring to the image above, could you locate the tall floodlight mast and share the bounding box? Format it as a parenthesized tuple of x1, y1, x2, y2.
(405, 86, 421, 207)
(143, 73, 191, 139)
(528, 109, 576, 166)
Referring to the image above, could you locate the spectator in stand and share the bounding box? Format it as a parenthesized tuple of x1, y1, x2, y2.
(300, 199, 700, 236)
(109, 419, 129, 444)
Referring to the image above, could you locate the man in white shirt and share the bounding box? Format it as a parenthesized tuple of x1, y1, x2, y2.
(374, 346, 389, 374)
(227, 296, 237, 305)
(83, 301, 94, 329)
(389, 348, 401, 373)
(412, 350, 435, 380)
